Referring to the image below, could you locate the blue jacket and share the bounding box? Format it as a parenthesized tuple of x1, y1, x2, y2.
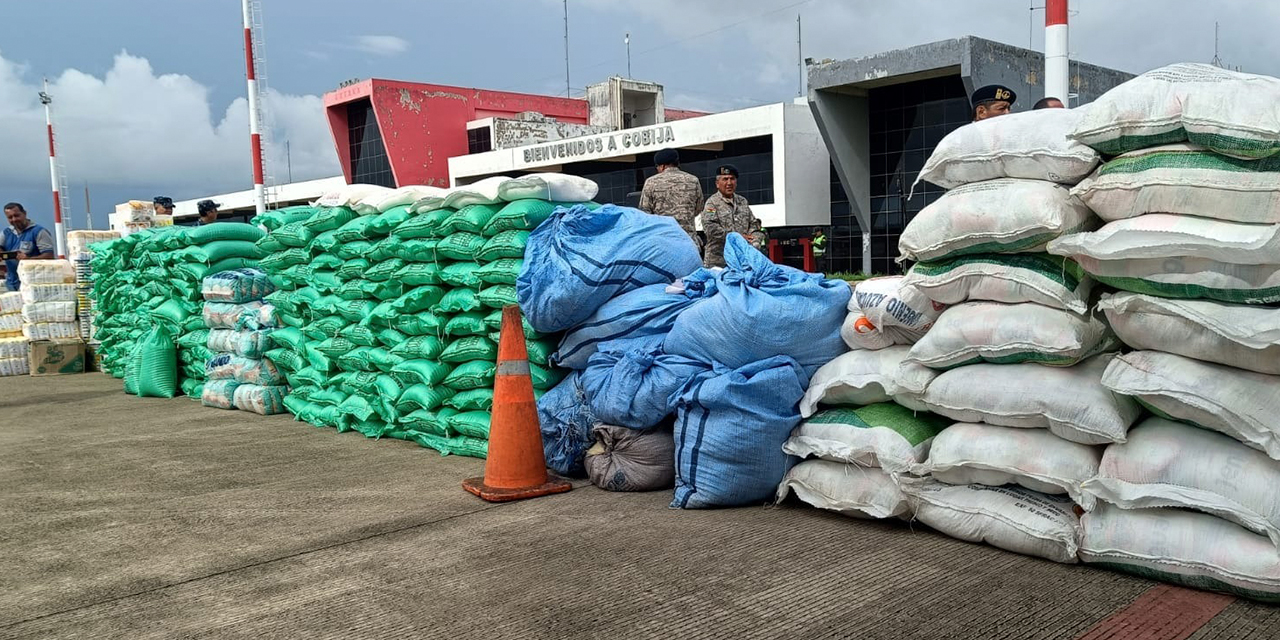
(3, 223, 55, 290)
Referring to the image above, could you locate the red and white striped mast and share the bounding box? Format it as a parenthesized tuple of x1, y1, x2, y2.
(38, 79, 67, 259)
(1045, 0, 1069, 105)
(242, 0, 266, 215)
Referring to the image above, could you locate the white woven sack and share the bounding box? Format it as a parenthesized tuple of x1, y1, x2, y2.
(1071, 63, 1280, 160)
(1102, 351, 1280, 461)
(17, 260, 74, 284)
(354, 185, 446, 214)
(776, 460, 910, 520)
(497, 173, 599, 203)
(919, 355, 1142, 445)
(1098, 293, 1280, 375)
(1049, 214, 1280, 305)
(921, 423, 1103, 506)
(1072, 144, 1280, 224)
(915, 109, 1100, 190)
(902, 254, 1093, 314)
(783, 403, 947, 473)
(1083, 417, 1280, 546)
(900, 478, 1080, 564)
(900, 179, 1096, 263)
(800, 346, 934, 417)
(843, 276, 943, 350)
(442, 176, 512, 209)
(1080, 504, 1280, 601)
(21, 301, 76, 324)
(907, 301, 1117, 369)
(315, 184, 391, 209)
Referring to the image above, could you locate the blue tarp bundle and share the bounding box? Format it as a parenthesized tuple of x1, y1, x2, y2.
(665, 234, 850, 376)
(553, 281, 711, 370)
(580, 337, 713, 430)
(537, 371, 598, 477)
(671, 355, 808, 509)
(516, 204, 703, 334)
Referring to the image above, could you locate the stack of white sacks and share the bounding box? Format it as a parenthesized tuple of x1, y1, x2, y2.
(18, 261, 80, 343)
(0, 290, 26, 376)
(1048, 63, 1280, 600)
(68, 230, 120, 341)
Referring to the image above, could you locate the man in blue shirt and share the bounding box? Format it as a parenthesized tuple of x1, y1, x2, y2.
(2, 202, 56, 291)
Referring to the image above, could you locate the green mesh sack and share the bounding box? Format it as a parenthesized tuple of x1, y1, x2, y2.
(396, 383, 456, 413)
(390, 359, 452, 386)
(339, 323, 380, 347)
(446, 312, 490, 337)
(181, 222, 265, 246)
(367, 347, 404, 373)
(392, 238, 440, 263)
(337, 346, 381, 372)
(291, 366, 329, 387)
(264, 290, 299, 316)
(475, 259, 523, 285)
(478, 285, 518, 309)
(351, 419, 395, 439)
(337, 394, 376, 422)
(148, 299, 192, 328)
(440, 336, 497, 363)
(440, 203, 502, 235)
(525, 337, 558, 367)
(442, 360, 494, 391)
(269, 327, 308, 353)
(259, 248, 311, 274)
(530, 363, 566, 391)
(388, 286, 446, 316)
(393, 262, 442, 286)
(333, 371, 375, 395)
(311, 270, 342, 294)
(390, 211, 444, 239)
(123, 339, 145, 395)
(436, 233, 486, 261)
(288, 286, 321, 310)
(364, 258, 406, 282)
(181, 378, 204, 400)
(367, 237, 402, 262)
(389, 334, 445, 359)
(336, 258, 370, 281)
(281, 393, 312, 418)
(315, 336, 357, 358)
(273, 220, 316, 248)
(334, 240, 374, 260)
(177, 329, 210, 349)
(135, 325, 178, 398)
(433, 287, 481, 314)
(475, 230, 530, 263)
(305, 343, 337, 373)
(310, 388, 348, 407)
(376, 328, 408, 349)
(400, 408, 457, 437)
(308, 253, 344, 271)
(386, 311, 444, 336)
(304, 206, 358, 233)
(439, 262, 482, 288)
(175, 240, 265, 265)
(483, 199, 565, 235)
(337, 279, 404, 302)
(311, 295, 344, 316)
(253, 205, 318, 231)
(335, 300, 376, 323)
(279, 263, 314, 287)
(311, 405, 344, 429)
(369, 206, 413, 235)
(304, 315, 347, 340)
(265, 347, 307, 372)
(483, 309, 543, 339)
(333, 216, 383, 243)
(448, 411, 491, 439)
(409, 432, 488, 459)
(256, 233, 286, 254)
(445, 388, 493, 412)
(307, 230, 342, 254)
(372, 375, 403, 423)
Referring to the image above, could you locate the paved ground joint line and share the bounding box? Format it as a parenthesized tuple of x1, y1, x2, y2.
(1, 499, 504, 630)
(1073, 583, 1236, 640)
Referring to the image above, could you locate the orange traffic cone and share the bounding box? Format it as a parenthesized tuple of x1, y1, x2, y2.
(462, 305, 572, 502)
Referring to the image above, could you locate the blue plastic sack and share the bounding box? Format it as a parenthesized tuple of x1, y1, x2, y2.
(553, 281, 712, 370)
(516, 204, 703, 333)
(665, 234, 851, 376)
(537, 371, 598, 478)
(580, 338, 713, 430)
(672, 355, 808, 509)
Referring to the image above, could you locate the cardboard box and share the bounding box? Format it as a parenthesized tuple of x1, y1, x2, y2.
(29, 339, 86, 376)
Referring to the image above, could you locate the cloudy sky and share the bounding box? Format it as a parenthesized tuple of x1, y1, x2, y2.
(2, 0, 1276, 230)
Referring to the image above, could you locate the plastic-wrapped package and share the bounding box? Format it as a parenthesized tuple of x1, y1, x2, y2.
(22, 322, 79, 341)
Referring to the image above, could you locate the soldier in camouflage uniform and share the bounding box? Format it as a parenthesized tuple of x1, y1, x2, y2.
(638, 148, 704, 252)
(701, 164, 765, 268)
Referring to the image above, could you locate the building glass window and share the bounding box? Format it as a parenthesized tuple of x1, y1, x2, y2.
(828, 75, 969, 275)
(347, 100, 395, 188)
(468, 127, 492, 154)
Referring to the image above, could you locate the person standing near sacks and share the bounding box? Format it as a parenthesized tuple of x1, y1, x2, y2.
(2, 202, 55, 291)
(638, 148, 704, 252)
(701, 164, 765, 268)
(971, 84, 1017, 121)
(196, 200, 221, 226)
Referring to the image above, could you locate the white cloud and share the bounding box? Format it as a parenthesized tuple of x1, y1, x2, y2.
(352, 35, 410, 57)
(0, 49, 339, 200)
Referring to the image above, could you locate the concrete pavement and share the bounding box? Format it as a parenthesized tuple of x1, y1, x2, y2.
(2, 373, 1276, 639)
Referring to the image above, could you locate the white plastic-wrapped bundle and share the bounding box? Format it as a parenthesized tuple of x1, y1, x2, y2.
(21, 283, 77, 304)
(0, 357, 30, 376)
(21, 301, 77, 324)
(22, 322, 79, 341)
(0, 292, 21, 315)
(0, 336, 29, 359)
(0, 313, 21, 335)
(17, 260, 74, 285)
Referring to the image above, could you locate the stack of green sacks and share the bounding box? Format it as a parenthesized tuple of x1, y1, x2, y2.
(88, 222, 266, 397)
